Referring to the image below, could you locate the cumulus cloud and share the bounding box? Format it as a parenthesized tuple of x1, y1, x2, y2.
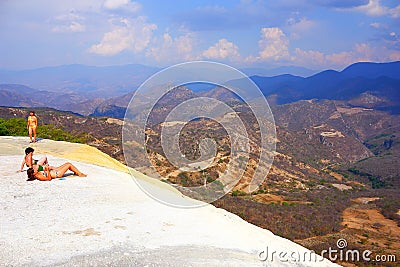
(103, 0, 141, 13)
(51, 10, 86, 33)
(293, 48, 326, 66)
(293, 43, 400, 69)
(342, 0, 400, 18)
(89, 17, 156, 56)
(146, 33, 198, 63)
(355, 0, 389, 16)
(202, 39, 241, 60)
(257, 27, 290, 61)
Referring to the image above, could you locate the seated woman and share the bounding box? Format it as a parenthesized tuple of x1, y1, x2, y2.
(18, 147, 52, 173)
(27, 162, 87, 181)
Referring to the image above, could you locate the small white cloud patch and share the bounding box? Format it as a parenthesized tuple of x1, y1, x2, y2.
(258, 28, 290, 61)
(89, 17, 157, 56)
(103, 0, 141, 13)
(51, 10, 86, 33)
(202, 39, 241, 60)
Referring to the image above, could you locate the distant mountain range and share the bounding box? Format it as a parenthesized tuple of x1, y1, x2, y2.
(248, 61, 400, 112)
(0, 61, 399, 116)
(0, 64, 317, 98)
(241, 65, 318, 77)
(0, 84, 101, 115)
(0, 64, 160, 98)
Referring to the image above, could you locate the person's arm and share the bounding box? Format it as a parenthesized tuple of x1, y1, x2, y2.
(27, 118, 29, 130)
(18, 158, 26, 172)
(35, 171, 52, 181)
(45, 164, 56, 170)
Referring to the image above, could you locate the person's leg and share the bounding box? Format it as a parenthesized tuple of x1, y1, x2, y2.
(33, 127, 37, 142)
(56, 163, 87, 177)
(37, 156, 48, 166)
(28, 127, 33, 142)
(54, 163, 71, 177)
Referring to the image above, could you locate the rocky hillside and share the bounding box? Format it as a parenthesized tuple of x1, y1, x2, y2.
(1, 84, 399, 265)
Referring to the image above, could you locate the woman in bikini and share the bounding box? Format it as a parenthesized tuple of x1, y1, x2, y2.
(27, 162, 87, 181)
(27, 111, 38, 143)
(17, 147, 52, 173)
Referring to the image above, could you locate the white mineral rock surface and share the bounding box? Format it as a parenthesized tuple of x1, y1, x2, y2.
(0, 136, 339, 266)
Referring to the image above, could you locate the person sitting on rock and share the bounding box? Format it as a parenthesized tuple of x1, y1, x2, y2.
(27, 162, 87, 181)
(18, 147, 52, 173)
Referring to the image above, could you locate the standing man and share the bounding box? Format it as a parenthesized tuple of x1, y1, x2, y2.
(27, 111, 38, 143)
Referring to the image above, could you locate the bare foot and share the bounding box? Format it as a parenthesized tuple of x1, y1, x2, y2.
(78, 173, 87, 177)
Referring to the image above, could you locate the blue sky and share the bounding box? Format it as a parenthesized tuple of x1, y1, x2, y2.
(0, 0, 399, 71)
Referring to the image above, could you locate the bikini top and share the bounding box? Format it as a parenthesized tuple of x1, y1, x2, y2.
(28, 116, 37, 125)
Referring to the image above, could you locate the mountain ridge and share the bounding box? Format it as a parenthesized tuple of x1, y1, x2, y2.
(1, 61, 399, 116)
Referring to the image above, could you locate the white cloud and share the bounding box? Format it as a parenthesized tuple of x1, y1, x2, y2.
(54, 11, 84, 21)
(388, 50, 400, 61)
(202, 39, 241, 60)
(175, 35, 195, 57)
(357, 0, 388, 16)
(257, 27, 290, 61)
(369, 22, 385, 29)
(293, 46, 363, 69)
(52, 21, 86, 33)
(293, 48, 326, 66)
(287, 17, 315, 31)
(245, 23, 400, 69)
(389, 4, 400, 18)
(287, 17, 316, 40)
(293, 43, 400, 69)
(345, 0, 400, 18)
(51, 10, 86, 33)
(146, 33, 198, 63)
(103, 0, 141, 13)
(89, 17, 156, 56)
(326, 50, 360, 66)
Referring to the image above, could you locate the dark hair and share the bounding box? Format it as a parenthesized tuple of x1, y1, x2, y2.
(27, 168, 36, 181)
(25, 147, 34, 155)
(30, 111, 35, 115)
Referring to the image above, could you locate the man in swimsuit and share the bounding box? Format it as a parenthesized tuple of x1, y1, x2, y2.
(27, 111, 38, 143)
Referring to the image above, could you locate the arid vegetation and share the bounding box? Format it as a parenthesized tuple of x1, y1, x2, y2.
(1, 100, 399, 266)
